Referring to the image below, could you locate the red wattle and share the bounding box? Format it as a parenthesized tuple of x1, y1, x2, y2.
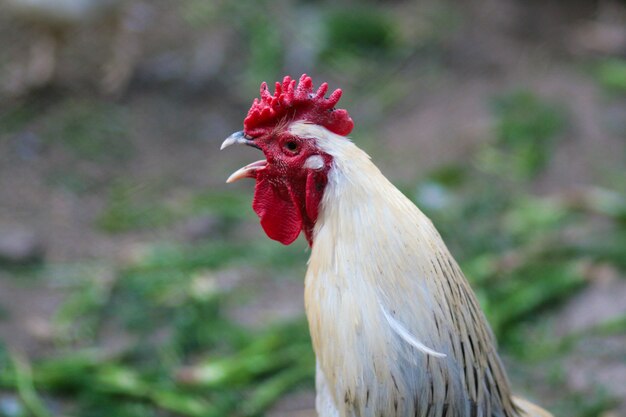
(252, 177, 303, 245)
(305, 170, 325, 222)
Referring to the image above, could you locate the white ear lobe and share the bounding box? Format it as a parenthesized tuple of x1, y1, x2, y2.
(304, 155, 325, 170)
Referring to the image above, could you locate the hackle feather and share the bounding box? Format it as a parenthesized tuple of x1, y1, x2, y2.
(291, 122, 552, 417)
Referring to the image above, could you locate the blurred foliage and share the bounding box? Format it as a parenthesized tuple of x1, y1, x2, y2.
(246, 19, 284, 89)
(97, 186, 254, 234)
(43, 100, 130, 162)
(0, 101, 42, 135)
(97, 182, 175, 233)
(321, 8, 397, 61)
(0, 237, 312, 417)
(478, 90, 566, 179)
(596, 58, 626, 94)
(179, 0, 287, 90)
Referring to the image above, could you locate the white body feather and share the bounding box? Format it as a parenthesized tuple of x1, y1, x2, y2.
(290, 122, 551, 417)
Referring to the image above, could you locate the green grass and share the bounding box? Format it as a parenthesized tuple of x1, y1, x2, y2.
(0, 100, 44, 135)
(596, 59, 626, 94)
(321, 8, 397, 60)
(0, 234, 312, 417)
(477, 90, 567, 179)
(97, 186, 256, 234)
(97, 182, 176, 233)
(43, 99, 131, 162)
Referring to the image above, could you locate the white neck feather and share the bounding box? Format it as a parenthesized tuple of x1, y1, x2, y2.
(289, 122, 517, 417)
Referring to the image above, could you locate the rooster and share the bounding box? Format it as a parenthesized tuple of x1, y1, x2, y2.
(221, 75, 552, 417)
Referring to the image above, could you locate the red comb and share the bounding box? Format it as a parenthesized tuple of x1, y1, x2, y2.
(243, 74, 353, 137)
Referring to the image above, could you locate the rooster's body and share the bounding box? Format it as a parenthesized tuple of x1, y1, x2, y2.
(222, 75, 552, 417)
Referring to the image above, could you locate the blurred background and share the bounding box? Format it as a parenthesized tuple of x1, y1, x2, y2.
(0, 0, 625, 416)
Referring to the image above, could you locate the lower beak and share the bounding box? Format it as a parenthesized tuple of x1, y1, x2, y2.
(221, 131, 266, 183)
(226, 159, 267, 183)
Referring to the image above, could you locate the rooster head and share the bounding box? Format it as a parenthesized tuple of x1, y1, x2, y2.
(221, 74, 353, 246)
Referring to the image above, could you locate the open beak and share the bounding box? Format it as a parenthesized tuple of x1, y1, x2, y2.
(221, 131, 266, 183)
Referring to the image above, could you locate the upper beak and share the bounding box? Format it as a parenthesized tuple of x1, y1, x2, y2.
(220, 131, 256, 150)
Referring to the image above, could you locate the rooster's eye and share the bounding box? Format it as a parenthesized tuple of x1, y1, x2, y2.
(284, 141, 299, 153)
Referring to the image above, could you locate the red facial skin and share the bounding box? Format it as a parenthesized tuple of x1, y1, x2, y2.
(238, 74, 352, 246)
(249, 127, 331, 246)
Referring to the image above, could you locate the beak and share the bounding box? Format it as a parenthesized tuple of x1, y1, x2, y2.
(226, 159, 267, 183)
(221, 131, 266, 183)
(220, 131, 256, 150)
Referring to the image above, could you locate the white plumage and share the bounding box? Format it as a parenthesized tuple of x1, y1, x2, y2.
(291, 122, 552, 417)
